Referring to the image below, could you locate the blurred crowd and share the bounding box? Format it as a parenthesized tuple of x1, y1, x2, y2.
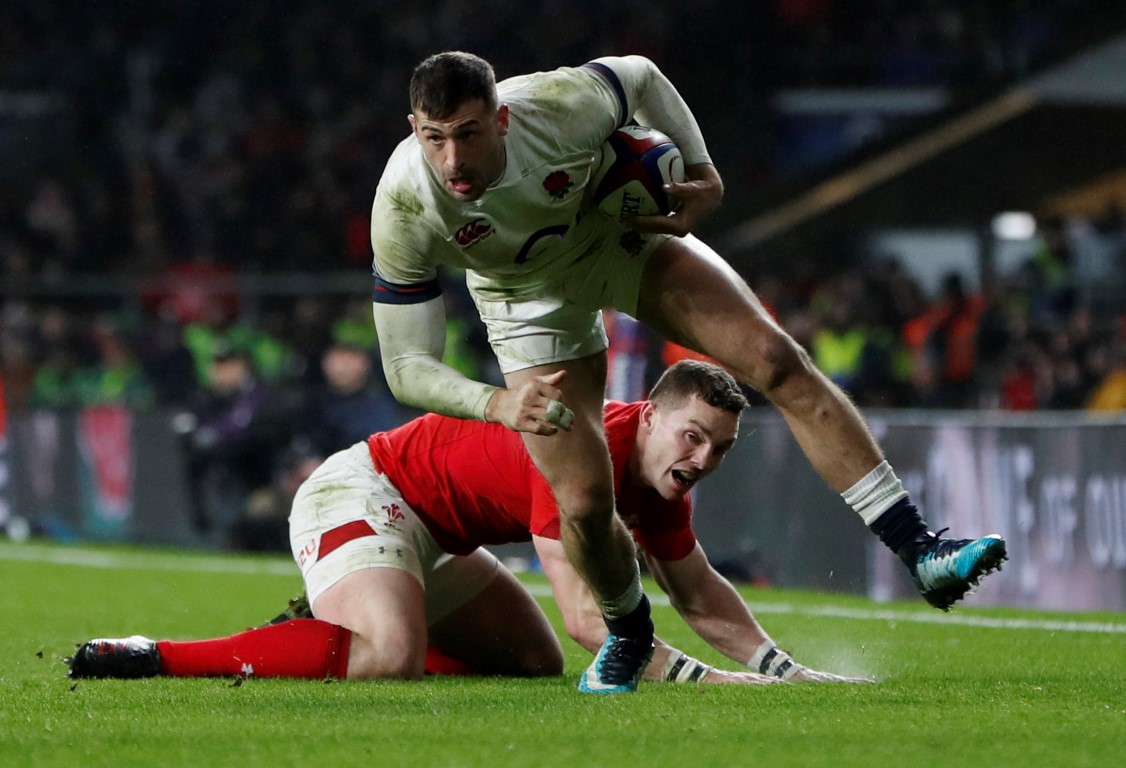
(611, 212, 1126, 413)
(3, 0, 1125, 547)
(761, 226, 1126, 413)
(0, 279, 498, 549)
(0, 0, 1105, 276)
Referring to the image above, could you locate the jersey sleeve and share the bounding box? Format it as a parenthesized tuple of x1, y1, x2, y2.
(371, 271, 442, 306)
(528, 469, 562, 540)
(632, 495, 697, 562)
(581, 55, 712, 167)
(500, 66, 623, 160)
(370, 183, 441, 293)
(370, 139, 445, 294)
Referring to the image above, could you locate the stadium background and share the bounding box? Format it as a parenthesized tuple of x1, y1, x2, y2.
(1, 0, 1125, 609)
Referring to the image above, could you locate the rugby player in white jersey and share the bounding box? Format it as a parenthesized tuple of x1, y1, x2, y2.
(366, 52, 1007, 693)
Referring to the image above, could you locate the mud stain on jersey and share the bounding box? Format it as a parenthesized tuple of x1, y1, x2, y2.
(387, 189, 424, 218)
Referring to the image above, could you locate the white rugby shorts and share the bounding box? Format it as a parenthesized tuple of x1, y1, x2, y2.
(289, 442, 499, 625)
(467, 221, 671, 373)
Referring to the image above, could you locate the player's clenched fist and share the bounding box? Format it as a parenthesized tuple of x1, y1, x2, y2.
(485, 370, 574, 435)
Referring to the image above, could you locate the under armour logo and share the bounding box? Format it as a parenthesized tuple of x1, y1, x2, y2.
(241, 663, 255, 678)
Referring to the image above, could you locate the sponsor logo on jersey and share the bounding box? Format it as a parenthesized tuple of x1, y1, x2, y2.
(543, 170, 574, 200)
(455, 219, 493, 247)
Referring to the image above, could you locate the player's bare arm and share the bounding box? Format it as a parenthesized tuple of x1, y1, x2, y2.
(645, 543, 772, 661)
(534, 535, 777, 686)
(647, 545, 871, 683)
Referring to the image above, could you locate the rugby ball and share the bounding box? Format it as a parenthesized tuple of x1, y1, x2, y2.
(591, 125, 686, 222)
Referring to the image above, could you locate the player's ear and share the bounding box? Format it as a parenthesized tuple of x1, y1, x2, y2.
(408, 113, 418, 133)
(639, 401, 657, 432)
(496, 104, 510, 135)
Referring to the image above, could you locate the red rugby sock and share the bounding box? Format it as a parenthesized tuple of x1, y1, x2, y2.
(157, 619, 351, 679)
(424, 645, 477, 676)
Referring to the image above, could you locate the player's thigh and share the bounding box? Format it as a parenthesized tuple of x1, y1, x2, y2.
(313, 567, 429, 678)
(428, 552, 563, 677)
(504, 354, 615, 514)
(289, 443, 432, 604)
(637, 235, 802, 388)
(289, 443, 439, 677)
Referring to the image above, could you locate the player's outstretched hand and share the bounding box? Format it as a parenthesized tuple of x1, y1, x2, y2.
(788, 666, 874, 684)
(486, 371, 574, 436)
(629, 162, 724, 237)
(702, 669, 785, 685)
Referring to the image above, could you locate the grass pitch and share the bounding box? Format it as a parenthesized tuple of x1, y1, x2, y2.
(1, 540, 1123, 768)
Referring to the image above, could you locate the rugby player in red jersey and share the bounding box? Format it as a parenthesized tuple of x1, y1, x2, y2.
(69, 361, 865, 686)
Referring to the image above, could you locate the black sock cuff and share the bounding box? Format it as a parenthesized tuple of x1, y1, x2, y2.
(603, 594, 654, 640)
(868, 497, 928, 555)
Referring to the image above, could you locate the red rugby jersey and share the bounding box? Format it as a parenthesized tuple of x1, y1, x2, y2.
(366, 401, 696, 560)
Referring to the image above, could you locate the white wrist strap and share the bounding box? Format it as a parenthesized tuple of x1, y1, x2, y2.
(663, 652, 712, 683)
(747, 640, 801, 680)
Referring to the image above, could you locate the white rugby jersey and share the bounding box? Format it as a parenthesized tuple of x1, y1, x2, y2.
(370, 56, 710, 306)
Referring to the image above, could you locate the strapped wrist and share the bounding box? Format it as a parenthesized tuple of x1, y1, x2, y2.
(663, 652, 712, 683)
(747, 640, 802, 680)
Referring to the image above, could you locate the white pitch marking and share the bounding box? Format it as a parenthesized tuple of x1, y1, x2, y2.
(3, 542, 1124, 635)
(0, 542, 297, 576)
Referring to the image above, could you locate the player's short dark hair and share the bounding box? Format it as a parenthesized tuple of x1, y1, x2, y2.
(649, 360, 748, 414)
(410, 51, 498, 119)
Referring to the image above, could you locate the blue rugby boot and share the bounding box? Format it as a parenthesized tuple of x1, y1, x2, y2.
(577, 633, 654, 694)
(905, 531, 1008, 610)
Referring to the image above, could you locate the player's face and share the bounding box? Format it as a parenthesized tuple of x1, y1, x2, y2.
(409, 100, 509, 202)
(637, 395, 739, 501)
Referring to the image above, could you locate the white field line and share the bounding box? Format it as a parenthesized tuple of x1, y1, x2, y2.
(3, 543, 1125, 635)
(0, 542, 297, 576)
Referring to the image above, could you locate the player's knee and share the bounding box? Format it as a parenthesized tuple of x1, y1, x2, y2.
(349, 657, 425, 681)
(513, 640, 564, 677)
(555, 481, 615, 533)
(560, 508, 616, 551)
(346, 635, 426, 681)
(747, 330, 814, 396)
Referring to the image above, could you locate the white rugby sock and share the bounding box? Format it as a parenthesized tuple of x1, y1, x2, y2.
(842, 460, 909, 526)
(598, 563, 643, 619)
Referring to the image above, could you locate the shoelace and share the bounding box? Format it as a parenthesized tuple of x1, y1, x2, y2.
(918, 528, 967, 562)
(598, 637, 649, 684)
(921, 528, 953, 552)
